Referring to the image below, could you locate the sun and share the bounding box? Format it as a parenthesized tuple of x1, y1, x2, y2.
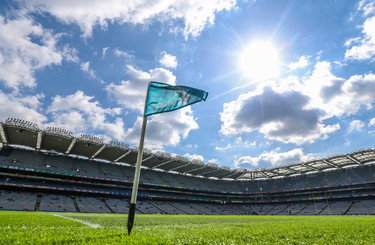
(239, 41, 280, 80)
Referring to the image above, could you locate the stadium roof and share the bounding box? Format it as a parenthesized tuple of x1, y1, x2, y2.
(1, 118, 375, 180)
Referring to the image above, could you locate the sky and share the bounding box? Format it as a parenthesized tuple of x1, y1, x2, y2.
(1, 0, 375, 171)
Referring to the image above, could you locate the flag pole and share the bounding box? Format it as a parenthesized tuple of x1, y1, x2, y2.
(126, 81, 207, 235)
(127, 83, 150, 235)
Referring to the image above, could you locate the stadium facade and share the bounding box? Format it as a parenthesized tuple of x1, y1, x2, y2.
(1, 118, 374, 215)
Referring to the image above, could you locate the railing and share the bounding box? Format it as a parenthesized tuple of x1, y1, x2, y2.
(44, 127, 73, 138)
(108, 141, 129, 150)
(78, 134, 103, 145)
(5, 118, 39, 131)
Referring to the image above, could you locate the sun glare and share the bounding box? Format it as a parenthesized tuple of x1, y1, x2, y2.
(239, 41, 280, 80)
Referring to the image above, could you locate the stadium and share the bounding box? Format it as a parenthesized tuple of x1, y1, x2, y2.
(2, 0, 375, 243)
(1, 118, 375, 216)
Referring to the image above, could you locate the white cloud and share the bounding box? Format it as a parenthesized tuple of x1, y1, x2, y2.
(184, 153, 204, 161)
(288, 56, 309, 70)
(358, 0, 375, 17)
(298, 62, 375, 120)
(215, 137, 255, 151)
(220, 59, 375, 144)
(0, 90, 47, 125)
(235, 156, 258, 167)
(79, 61, 104, 83)
(225, 56, 375, 144)
(301, 61, 348, 117)
(345, 14, 375, 61)
(215, 144, 233, 151)
(0, 89, 127, 142)
(24, 0, 237, 39)
(114, 48, 134, 60)
(47, 90, 122, 117)
(49, 111, 86, 133)
(124, 107, 199, 146)
(80, 61, 100, 81)
(0, 12, 95, 91)
(159, 51, 178, 69)
(235, 137, 256, 147)
(320, 72, 375, 117)
(220, 85, 339, 144)
(369, 117, 375, 127)
(349, 120, 365, 132)
(47, 91, 125, 140)
(208, 158, 219, 164)
(284, 62, 375, 124)
(61, 45, 79, 63)
(102, 47, 109, 58)
(0, 15, 62, 89)
(106, 65, 176, 113)
(107, 65, 199, 147)
(234, 148, 314, 169)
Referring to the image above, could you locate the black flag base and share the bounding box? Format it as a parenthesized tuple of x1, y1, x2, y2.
(127, 203, 136, 235)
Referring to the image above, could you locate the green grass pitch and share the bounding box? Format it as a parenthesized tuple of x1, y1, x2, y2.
(1, 211, 375, 244)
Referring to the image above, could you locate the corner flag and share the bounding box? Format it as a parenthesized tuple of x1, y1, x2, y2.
(127, 81, 208, 235)
(145, 82, 208, 116)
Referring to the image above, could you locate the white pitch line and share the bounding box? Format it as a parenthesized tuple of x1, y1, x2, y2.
(51, 213, 102, 228)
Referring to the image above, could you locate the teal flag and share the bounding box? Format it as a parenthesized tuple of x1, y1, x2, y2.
(144, 82, 208, 116)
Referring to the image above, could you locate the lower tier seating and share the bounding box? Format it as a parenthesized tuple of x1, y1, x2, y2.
(1, 190, 374, 215)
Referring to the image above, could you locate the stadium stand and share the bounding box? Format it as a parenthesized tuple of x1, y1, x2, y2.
(0, 191, 36, 211)
(319, 201, 352, 215)
(347, 199, 375, 215)
(39, 194, 76, 212)
(76, 196, 111, 213)
(104, 197, 129, 213)
(0, 118, 375, 215)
